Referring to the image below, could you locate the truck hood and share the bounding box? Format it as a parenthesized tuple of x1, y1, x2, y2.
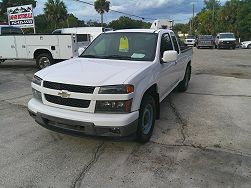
(36, 58, 153, 86)
(219, 38, 236, 41)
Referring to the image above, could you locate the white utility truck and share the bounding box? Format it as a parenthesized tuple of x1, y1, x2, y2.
(28, 28, 193, 142)
(0, 34, 78, 69)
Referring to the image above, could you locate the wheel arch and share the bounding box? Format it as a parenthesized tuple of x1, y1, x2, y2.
(33, 49, 52, 59)
(140, 84, 160, 120)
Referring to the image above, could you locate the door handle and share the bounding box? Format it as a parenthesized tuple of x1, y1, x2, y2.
(11, 45, 15, 48)
(22, 45, 26, 48)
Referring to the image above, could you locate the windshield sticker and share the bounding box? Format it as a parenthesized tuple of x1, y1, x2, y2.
(131, 53, 145, 59)
(119, 36, 129, 52)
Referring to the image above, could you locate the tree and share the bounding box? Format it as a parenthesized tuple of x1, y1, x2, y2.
(108, 16, 151, 30)
(94, 0, 110, 27)
(0, 0, 36, 22)
(44, 0, 68, 29)
(172, 23, 189, 35)
(203, 0, 221, 10)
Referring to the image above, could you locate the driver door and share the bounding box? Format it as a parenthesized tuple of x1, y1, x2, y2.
(157, 33, 179, 100)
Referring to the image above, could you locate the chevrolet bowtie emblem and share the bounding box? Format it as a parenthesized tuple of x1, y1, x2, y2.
(58, 90, 71, 98)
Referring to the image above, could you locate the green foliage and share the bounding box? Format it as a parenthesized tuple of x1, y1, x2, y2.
(94, 0, 110, 14)
(44, 0, 68, 29)
(34, 14, 87, 34)
(94, 0, 110, 26)
(0, 0, 36, 22)
(108, 16, 151, 30)
(192, 0, 251, 40)
(203, 0, 221, 10)
(172, 23, 189, 34)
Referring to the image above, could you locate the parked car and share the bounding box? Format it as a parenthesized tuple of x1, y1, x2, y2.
(215, 33, 236, 49)
(196, 35, 215, 49)
(241, 41, 251, 49)
(0, 25, 23, 35)
(184, 35, 196, 46)
(28, 28, 193, 143)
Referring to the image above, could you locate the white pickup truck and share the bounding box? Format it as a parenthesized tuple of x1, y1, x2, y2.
(28, 29, 193, 142)
(0, 34, 78, 69)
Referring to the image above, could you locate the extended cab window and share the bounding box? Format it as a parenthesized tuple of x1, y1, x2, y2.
(160, 34, 173, 57)
(171, 35, 180, 54)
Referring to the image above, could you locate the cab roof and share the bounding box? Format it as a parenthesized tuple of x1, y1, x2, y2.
(106, 28, 173, 34)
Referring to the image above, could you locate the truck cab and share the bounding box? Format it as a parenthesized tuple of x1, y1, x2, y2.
(215, 32, 236, 49)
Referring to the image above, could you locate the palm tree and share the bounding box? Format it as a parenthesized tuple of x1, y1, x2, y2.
(44, 0, 67, 29)
(94, 0, 110, 27)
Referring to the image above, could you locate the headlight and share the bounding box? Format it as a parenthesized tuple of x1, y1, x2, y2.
(95, 99, 132, 113)
(32, 75, 42, 86)
(32, 88, 42, 101)
(99, 85, 134, 94)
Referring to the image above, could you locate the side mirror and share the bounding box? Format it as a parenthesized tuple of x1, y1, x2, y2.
(162, 50, 177, 63)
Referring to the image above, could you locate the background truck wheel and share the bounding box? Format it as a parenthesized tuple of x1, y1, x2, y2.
(136, 95, 156, 143)
(178, 64, 191, 92)
(0, 59, 5, 63)
(36, 53, 54, 70)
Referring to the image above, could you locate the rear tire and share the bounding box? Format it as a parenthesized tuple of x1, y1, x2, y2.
(178, 64, 191, 92)
(136, 95, 156, 143)
(36, 53, 54, 70)
(248, 44, 251, 49)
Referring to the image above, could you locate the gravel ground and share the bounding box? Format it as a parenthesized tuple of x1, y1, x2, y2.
(0, 48, 251, 188)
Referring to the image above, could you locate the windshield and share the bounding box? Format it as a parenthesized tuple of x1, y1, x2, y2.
(220, 33, 235, 39)
(80, 32, 158, 61)
(186, 36, 195, 39)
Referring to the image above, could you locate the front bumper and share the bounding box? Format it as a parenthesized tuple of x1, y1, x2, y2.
(241, 44, 248, 48)
(218, 42, 235, 48)
(28, 98, 139, 137)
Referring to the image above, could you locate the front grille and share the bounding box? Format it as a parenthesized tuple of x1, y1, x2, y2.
(45, 94, 90, 108)
(43, 81, 95, 93)
(222, 41, 234, 44)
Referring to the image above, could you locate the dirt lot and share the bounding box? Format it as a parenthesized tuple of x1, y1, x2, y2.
(0, 48, 251, 188)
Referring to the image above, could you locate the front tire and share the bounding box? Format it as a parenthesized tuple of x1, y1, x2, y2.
(136, 95, 156, 143)
(178, 64, 191, 92)
(36, 53, 54, 70)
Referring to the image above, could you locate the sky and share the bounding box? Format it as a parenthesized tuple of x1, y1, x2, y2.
(3, 0, 228, 24)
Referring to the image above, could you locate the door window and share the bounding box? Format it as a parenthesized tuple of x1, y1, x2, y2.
(171, 35, 180, 54)
(160, 34, 173, 58)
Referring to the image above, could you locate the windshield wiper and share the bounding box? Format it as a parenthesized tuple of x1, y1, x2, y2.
(102, 55, 132, 60)
(80, 55, 100, 58)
